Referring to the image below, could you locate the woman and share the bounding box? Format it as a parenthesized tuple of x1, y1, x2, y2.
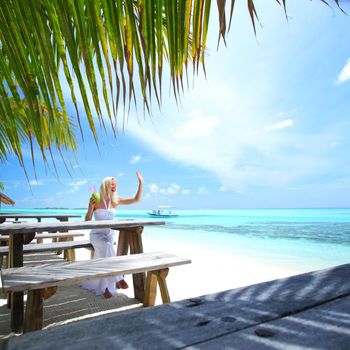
(82, 171, 144, 298)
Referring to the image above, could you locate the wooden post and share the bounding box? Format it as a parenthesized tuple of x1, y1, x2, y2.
(24, 289, 44, 333)
(129, 226, 144, 254)
(117, 229, 129, 256)
(58, 217, 68, 258)
(87, 245, 94, 259)
(36, 218, 43, 243)
(6, 235, 12, 308)
(66, 248, 76, 262)
(144, 271, 158, 307)
(43, 286, 58, 300)
(143, 269, 170, 306)
(156, 268, 170, 304)
(128, 227, 145, 302)
(9, 232, 24, 333)
(7, 234, 13, 269)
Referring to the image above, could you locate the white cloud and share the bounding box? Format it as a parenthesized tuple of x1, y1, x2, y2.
(3, 181, 22, 190)
(69, 180, 87, 187)
(149, 183, 159, 193)
(130, 155, 141, 164)
(172, 114, 219, 139)
(336, 58, 350, 84)
(56, 179, 88, 194)
(29, 180, 43, 186)
(159, 184, 180, 195)
(266, 119, 293, 132)
(66, 187, 80, 193)
(181, 189, 191, 195)
(66, 179, 87, 193)
(197, 187, 208, 195)
(218, 185, 227, 192)
(148, 183, 180, 196)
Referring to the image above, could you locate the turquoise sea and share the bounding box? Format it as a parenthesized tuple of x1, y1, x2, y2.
(1, 208, 349, 272)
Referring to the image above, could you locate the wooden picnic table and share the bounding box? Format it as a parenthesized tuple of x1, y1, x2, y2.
(0, 213, 82, 249)
(4, 263, 350, 349)
(0, 219, 165, 333)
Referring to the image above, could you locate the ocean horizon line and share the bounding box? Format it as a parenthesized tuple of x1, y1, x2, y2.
(1, 207, 350, 211)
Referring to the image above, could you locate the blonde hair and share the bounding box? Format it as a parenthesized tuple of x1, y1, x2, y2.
(100, 177, 118, 207)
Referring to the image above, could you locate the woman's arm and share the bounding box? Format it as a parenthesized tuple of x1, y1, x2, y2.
(85, 197, 95, 221)
(118, 171, 144, 205)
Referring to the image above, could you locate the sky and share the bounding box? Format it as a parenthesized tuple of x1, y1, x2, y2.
(1, 1, 350, 210)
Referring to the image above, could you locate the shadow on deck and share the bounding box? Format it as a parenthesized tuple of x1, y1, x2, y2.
(3, 263, 350, 349)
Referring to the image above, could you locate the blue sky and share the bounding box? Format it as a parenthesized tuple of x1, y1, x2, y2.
(1, 1, 350, 210)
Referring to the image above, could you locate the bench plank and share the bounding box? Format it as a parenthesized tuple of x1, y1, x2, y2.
(1, 252, 191, 293)
(0, 240, 92, 257)
(0, 232, 85, 242)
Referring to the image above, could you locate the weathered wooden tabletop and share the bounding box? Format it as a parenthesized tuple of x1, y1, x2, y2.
(0, 213, 81, 222)
(4, 263, 350, 350)
(0, 219, 165, 234)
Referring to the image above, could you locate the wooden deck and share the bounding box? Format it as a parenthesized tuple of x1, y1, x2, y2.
(4, 263, 350, 349)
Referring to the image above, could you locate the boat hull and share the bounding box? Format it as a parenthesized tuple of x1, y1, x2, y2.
(147, 212, 178, 217)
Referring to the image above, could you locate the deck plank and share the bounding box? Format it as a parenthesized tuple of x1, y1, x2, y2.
(3, 263, 349, 350)
(196, 295, 350, 349)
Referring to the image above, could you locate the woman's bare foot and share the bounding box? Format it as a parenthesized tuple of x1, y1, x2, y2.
(116, 279, 129, 289)
(103, 288, 113, 298)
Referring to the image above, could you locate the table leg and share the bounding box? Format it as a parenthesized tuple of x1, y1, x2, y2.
(36, 218, 43, 243)
(9, 233, 24, 333)
(128, 227, 145, 302)
(58, 217, 68, 257)
(117, 230, 129, 256)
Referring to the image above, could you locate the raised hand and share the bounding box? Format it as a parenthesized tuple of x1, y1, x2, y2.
(136, 171, 144, 184)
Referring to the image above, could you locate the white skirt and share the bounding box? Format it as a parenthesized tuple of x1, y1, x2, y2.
(81, 229, 122, 296)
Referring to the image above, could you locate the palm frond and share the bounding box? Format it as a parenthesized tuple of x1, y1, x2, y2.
(0, 0, 343, 174)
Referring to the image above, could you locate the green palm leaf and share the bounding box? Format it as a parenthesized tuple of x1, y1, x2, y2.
(0, 0, 343, 174)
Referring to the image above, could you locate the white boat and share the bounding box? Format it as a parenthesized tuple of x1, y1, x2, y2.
(147, 206, 178, 217)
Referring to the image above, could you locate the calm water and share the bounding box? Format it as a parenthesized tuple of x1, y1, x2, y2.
(1, 208, 349, 271)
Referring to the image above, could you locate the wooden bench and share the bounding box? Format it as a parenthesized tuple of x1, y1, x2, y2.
(7, 221, 28, 224)
(0, 232, 87, 267)
(0, 231, 85, 242)
(1, 251, 191, 333)
(0, 240, 93, 262)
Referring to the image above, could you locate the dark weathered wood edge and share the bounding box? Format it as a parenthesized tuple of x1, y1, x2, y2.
(0, 219, 166, 234)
